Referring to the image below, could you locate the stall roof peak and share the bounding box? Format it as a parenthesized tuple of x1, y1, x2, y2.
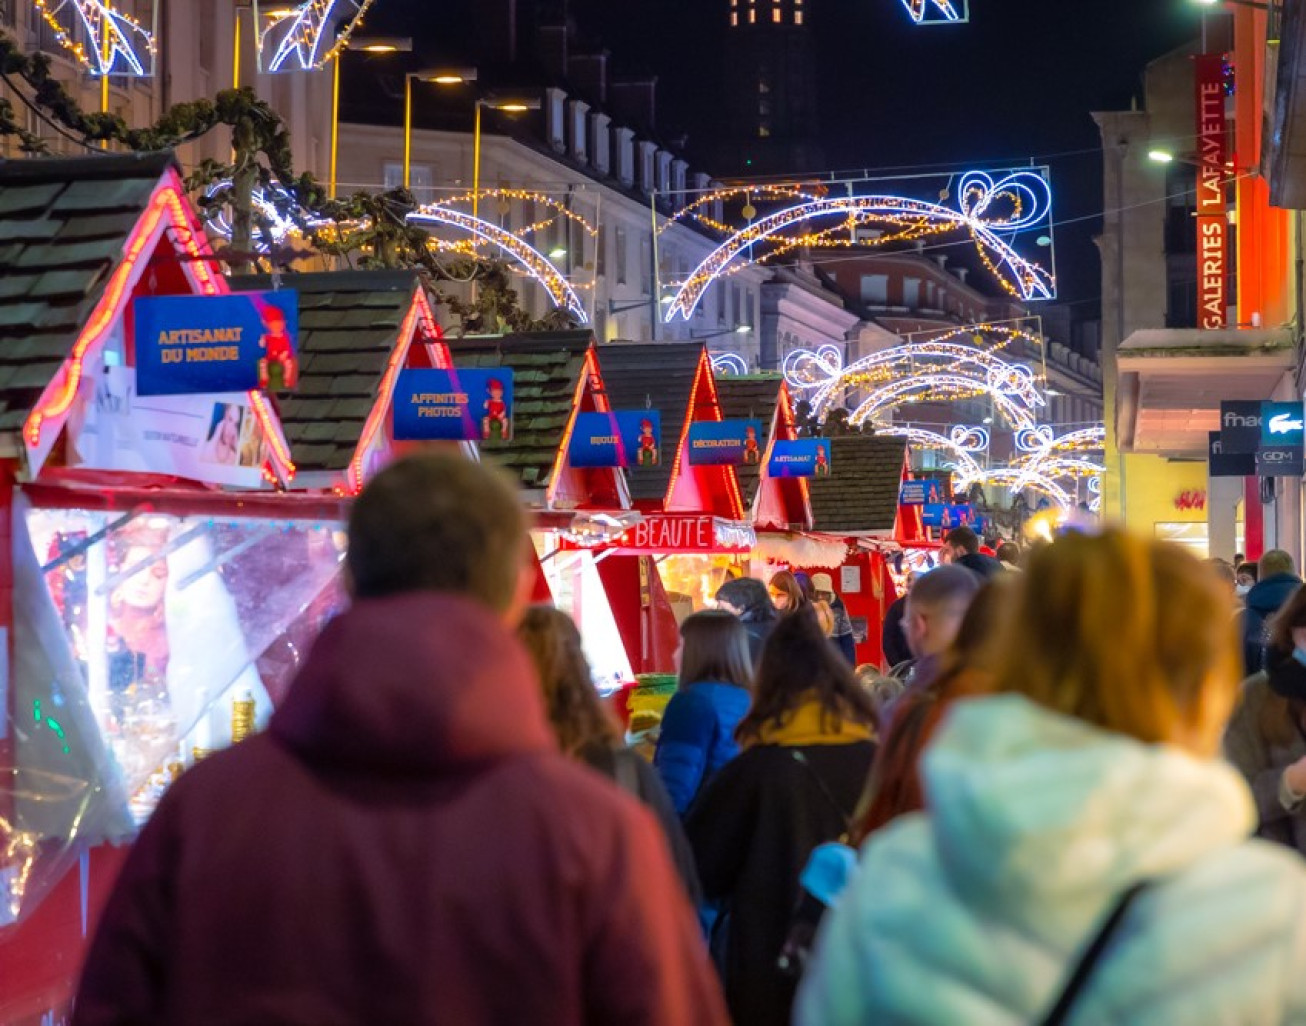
(0, 151, 180, 434)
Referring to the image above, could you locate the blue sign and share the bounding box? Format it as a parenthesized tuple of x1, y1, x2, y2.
(392, 369, 515, 442)
(899, 480, 941, 507)
(569, 411, 662, 468)
(768, 439, 832, 478)
(135, 291, 299, 396)
(921, 503, 975, 529)
(1262, 401, 1305, 446)
(687, 420, 764, 466)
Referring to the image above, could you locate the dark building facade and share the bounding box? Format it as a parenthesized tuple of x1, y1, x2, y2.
(713, 0, 823, 176)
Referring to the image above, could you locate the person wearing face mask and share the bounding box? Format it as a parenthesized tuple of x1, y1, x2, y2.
(1226, 584, 1306, 857)
(1236, 562, 1258, 601)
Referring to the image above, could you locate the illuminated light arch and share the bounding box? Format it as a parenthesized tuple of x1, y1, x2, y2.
(963, 468, 1072, 509)
(903, 0, 967, 23)
(408, 206, 588, 324)
(668, 171, 1054, 320)
(877, 426, 983, 481)
(437, 188, 599, 243)
(710, 353, 750, 377)
(850, 374, 1037, 431)
(34, 0, 156, 76)
(257, 0, 375, 73)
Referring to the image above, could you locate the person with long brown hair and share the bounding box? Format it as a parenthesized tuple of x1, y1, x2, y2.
(798, 529, 1306, 1024)
(767, 569, 806, 614)
(518, 606, 701, 900)
(654, 610, 754, 815)
(1225, 582, 1306, 854)
(686, 609, 876, 1026)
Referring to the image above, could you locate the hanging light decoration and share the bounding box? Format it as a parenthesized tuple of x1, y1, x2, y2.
(32, 0, 156, 76)
(256, 0, 376, 73)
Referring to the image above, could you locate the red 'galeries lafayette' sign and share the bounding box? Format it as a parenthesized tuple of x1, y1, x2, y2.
(1195, 53, 1228, 330)
(561, 514, 756, 554)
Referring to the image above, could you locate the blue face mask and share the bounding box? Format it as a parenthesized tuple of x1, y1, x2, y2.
(1236, 584, 1252, 598)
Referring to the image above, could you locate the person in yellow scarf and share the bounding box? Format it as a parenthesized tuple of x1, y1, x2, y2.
(685, 609, 877, 1026)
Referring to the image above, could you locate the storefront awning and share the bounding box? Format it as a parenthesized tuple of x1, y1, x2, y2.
(1117, 327, 1297, 456)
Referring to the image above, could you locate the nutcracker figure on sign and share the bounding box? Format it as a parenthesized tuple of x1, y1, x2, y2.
(482, 378, 511, 441)
(637, 418, 660, 467)
(743, 424, 761, 465)
(257, 305, 298, 392)
(815, 443, 830, 477)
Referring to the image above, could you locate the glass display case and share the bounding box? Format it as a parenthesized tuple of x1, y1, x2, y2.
(4, 499, 345, 925)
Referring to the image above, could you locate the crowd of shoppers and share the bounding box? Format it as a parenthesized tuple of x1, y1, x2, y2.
(72, 454, 1306, 1024)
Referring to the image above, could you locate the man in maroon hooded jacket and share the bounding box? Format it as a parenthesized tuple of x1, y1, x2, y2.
(73, 454, 728, 1026)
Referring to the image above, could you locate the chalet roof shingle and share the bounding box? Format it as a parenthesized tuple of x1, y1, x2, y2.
(0, 152, 173, 432)
(591, 342, 705, 505)
(807, 434, 907, 535)
(715, 374, 785, 505)
(231, 271, 422, 473)
(449, 331, 595, 490)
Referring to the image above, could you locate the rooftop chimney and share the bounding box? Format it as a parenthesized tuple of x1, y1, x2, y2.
(610, 77, 658, 131)
(476, 0, 518, 65)
(537, 23, 569, 80)
(569, 50, 609, 105)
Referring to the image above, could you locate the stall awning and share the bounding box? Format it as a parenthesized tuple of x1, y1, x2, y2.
(1117, 327, 1296, 455)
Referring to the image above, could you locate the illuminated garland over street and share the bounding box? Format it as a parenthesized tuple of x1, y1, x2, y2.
(257, 0, 375, 73)
(710, 353, 750, 377)
(32, 0, 155, 76)
(666, 171, 1053, 319)
(408, 206, 588, 324)
(902, 0, 967, 23)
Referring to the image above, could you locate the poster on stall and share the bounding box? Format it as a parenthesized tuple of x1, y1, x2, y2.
(686, 420, 765, 466)
(921, 503, 975, 529)
(569, 411, 662, 468)
(768, 439, 832, 478)
(68, 366, 270, 488)
(392, 369, 515, 442)
(898, 480, 941, 506)
(134, 291, 299, 396)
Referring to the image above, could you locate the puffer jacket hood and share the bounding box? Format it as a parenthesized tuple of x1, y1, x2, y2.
(797, 694, 1306, 1025)
(1246, 572, 1302, 616)
(272, 592, 555, 773)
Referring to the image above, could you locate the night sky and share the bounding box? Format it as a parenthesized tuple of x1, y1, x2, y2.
(362, 0, 1203, 313)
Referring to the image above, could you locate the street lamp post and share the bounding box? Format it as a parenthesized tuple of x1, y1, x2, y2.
(328, 36, 412, 199)
(404, 68, 479, 190)
(473, 97, 542, 218)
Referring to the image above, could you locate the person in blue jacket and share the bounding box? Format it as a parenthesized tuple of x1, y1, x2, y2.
(656, 610, 754, 815)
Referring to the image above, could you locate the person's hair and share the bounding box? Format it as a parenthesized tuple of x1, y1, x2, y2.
(1260, 549, 1296, 579)
(736, 609, 878, 745)
(1238, 562, 1259, 583)
(678, 610, 754, 690)
(347, 454, 526, 609)
(794, 571, 816, 603)
(929, 576, 1013, 695)
(996, 542, 1020, 565)
(1269, 584, 1306, 654)
(812, 600, 836, 636)
(907, 564, 982, 614)
(990, 530, 1238, 746)
(715, 577, 777, 623)
(1207, 558, 1236, 588)
(517, 606, 621, 756)
(944, 526, 981, 554)
(768, 570, 807, 612)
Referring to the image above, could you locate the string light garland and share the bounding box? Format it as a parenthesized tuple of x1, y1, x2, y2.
(32, 0, 156, 76)
(407, 205, 588, 323)
(436, 188, 599, 241)
(257, 0, 375, 73)
(665, 170, 1054, 320)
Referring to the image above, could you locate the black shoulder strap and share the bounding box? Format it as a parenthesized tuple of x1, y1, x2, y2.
(1038, 882, 1150, 1026)
(790, 750, 854, 839)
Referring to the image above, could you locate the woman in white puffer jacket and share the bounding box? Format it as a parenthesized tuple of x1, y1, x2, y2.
(797, 529, 1306, 1025)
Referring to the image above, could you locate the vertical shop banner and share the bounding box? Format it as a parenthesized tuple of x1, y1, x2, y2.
(135, 291, 299, 395)
(1195, 54, 1228, 329)
(392, 369, 515, 442)
(686, 420, 765, 466)
(767, 439, 832, 478)
(569, 411, 662, 468)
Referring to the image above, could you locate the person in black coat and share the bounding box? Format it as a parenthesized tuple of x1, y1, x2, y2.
(714, 576, 779, 663)
(518, 606, 701, 903)
(686, 609, 878, 1026)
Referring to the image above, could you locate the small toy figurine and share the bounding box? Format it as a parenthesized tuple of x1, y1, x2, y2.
(257, 305, 298, 392)
(743, 424, 761, 465)
(637, 418, 660, 467)
(814, 443, 830, 477)
(482, 378, 511, 441)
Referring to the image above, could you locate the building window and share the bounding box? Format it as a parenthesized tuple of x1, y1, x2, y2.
(758, 123, 771, 138)
(795, 10, 803, 23)
(382, 162, 434, 203)
(772, 7, 781, 21)
(640, 238, 653, 294)
(748, 9, 756, 22)
(860, 274, 889, 305)
(903, 278, 921, 309)
(616, 226, 628, 285)
(731, 12, 738, 25)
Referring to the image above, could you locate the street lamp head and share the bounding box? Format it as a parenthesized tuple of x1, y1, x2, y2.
(548, 246, 568, 260)
(350, 36, 413, 53)
(735, 324, 753, 335)
(482, 95, 542, 113)
(413, 67, 479, 84)
(1148, 148, 1176, 164)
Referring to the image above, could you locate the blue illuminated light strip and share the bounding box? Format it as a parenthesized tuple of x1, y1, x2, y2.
(258, 0, 376, 73)
(33, 0, 156, 76)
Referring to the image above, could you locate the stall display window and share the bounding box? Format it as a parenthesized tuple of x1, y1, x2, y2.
(22, 508, 346, 831)
(656, 554, 747, 622)
(533, 536, 633, 693)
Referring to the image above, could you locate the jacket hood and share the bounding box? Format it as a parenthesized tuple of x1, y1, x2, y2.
(923, 694, 1254, 937)
(272, 593, 555, 774)
(1246, 572, 1302, 615)
(955, 552, 1004, 580)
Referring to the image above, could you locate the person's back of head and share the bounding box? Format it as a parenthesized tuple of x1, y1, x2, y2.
(996, 542, 1020, 566)
(1260, 548, 1297, 581)
(715, 576, 776, 623)
(737, 609, 877, 745)
(517, 605, 620, 757)
(348, 453, 529, 614)
(904, 565, 982, 661)
(934, 575, 1013, 689)
(993, 529, 1237, 754)
(944, 526, 981, 556)
(679, 609, 753, 690)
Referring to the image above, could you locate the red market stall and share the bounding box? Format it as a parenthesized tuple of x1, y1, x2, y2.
(0, 159, 452, 1021)
(584, 342, 754, 675)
